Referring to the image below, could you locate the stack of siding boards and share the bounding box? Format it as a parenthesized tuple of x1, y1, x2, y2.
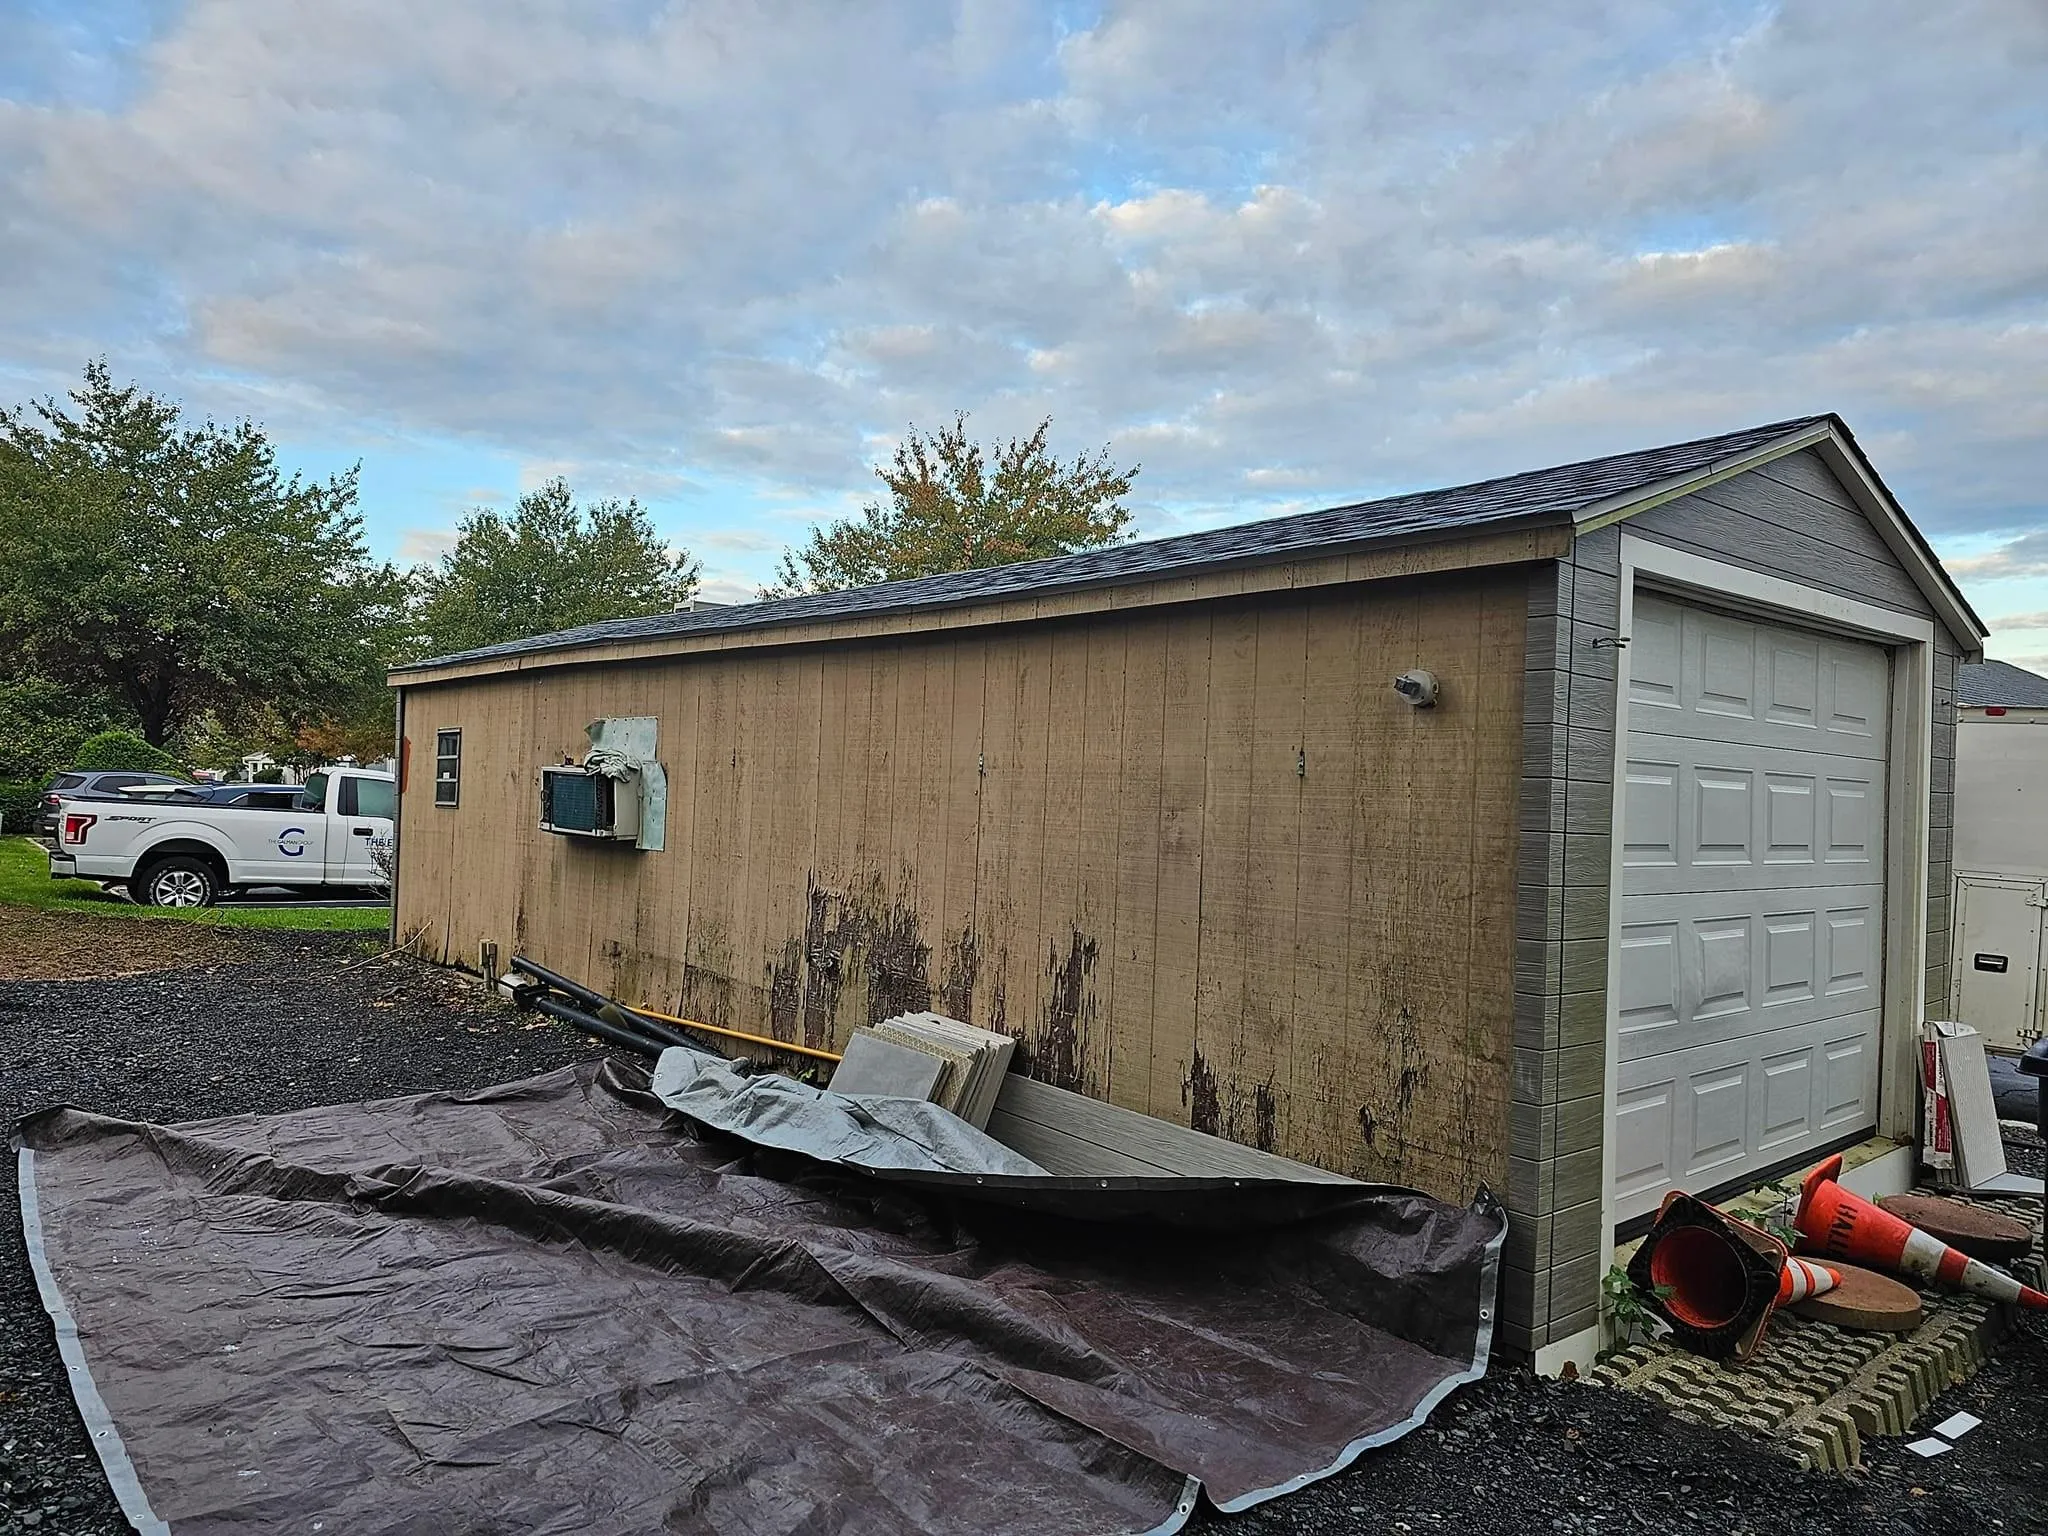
(827, 1012, 1016, 1131)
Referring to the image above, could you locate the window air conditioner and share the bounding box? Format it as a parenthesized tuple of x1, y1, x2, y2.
(539, 764, 643, 841)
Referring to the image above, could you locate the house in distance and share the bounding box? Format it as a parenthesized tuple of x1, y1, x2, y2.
(387, 415, 1984, 1367)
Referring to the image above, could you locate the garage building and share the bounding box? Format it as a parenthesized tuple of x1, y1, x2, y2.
(388, 415, 1984, 1362)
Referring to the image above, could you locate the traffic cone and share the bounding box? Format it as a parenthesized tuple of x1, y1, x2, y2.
(1794, 1155, 2048, 1310)
(1629, 1191, 1788, 1360)
(1776, 1255, 1840, 1305)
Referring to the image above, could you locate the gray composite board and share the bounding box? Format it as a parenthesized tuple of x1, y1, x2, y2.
(988, 1074, 1357, 1183)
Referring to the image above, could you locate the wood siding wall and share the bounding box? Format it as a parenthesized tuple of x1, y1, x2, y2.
(396, 568, 1529, 1202)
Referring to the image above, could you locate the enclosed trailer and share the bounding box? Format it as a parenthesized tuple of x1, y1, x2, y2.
(1949, 660, 2048, 1051)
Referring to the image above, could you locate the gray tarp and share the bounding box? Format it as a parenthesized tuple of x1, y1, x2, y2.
(18, 1059, 1504, 1536)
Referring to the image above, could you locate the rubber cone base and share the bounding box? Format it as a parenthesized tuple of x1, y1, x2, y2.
(1788, 1262, 1923, 1332)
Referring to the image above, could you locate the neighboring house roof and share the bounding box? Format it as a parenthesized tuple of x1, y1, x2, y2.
(392, 413, 1984, 681)
(1958, 659, 2048, 708)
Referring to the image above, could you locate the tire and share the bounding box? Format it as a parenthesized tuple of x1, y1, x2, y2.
(136, 856, 220, 909)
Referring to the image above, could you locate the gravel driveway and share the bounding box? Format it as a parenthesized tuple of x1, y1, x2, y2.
(3, 925, 2043, 1535)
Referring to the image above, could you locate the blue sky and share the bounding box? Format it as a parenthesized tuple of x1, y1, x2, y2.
(2, 0, 2045, 659)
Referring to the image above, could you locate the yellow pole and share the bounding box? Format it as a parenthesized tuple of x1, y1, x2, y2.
(625, 1002, 845, 1065)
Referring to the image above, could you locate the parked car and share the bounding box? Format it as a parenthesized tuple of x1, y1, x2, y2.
(37, 770, 191, 838)
(49, 767, 395, 908)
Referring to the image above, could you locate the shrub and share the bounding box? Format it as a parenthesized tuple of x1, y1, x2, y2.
(0, 675, 105, 784)
(0, 779, 41, 834)
(253, 766, 285, 784)
(72, 730, 184, 775)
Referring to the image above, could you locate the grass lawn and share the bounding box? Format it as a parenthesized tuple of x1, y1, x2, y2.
(0, 835, 390, 933)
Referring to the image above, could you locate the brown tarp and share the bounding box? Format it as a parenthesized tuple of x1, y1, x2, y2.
(18, 1060, 1503, 1535)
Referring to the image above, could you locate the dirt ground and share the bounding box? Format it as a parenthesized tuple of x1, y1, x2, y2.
(0, 907, 253, 982)
(3, 926, 2044, 1536)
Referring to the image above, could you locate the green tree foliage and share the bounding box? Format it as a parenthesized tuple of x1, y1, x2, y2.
(72, 729, 183, 774)
(409, 478, 701, 659)
(0, 363, 407, 747)
(766, 414, 1138, 598)
(0, 673, 125, 783)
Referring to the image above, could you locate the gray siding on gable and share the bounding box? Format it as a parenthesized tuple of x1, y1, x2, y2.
(1626, 448, 1936, 621)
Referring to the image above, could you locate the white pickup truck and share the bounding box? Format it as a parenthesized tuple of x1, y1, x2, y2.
(49, 767, 396, 908)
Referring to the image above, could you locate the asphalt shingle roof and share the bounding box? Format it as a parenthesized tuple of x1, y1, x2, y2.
(397, 414, 1831, 674)
(1958, 659, 2048, 708)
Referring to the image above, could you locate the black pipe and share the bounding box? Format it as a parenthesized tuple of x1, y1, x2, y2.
(594, 1001, 697, 1052)
(512, 952, 699, 1052)
(531, 994, 663, 1058)
(511, 955, 610, 1012)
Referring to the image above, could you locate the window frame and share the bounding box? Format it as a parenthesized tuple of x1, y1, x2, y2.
(434, 729, 462, 808)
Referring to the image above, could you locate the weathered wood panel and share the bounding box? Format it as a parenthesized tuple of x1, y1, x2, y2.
(395, 567, 1528, 1201)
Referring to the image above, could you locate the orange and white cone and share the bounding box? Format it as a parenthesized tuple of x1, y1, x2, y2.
(1776, 1255, 1840, 1305)
(1795, 1155, 2048, 1309)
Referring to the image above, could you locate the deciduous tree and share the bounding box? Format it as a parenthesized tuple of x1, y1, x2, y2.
(409, 479, 700, 658)
(0, 363, 406, 747)
(766, 415, 1137, 597)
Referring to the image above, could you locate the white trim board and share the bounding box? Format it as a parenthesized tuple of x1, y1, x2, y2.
(1596, 536, 1937, 1315)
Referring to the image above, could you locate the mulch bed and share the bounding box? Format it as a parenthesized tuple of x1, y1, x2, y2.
(3, 931, 2044, 1536)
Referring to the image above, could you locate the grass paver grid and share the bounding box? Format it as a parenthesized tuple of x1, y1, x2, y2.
(1593, 1189, 2044, 1470)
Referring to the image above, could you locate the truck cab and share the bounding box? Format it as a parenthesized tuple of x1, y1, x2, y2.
(51, 767, 396, 908)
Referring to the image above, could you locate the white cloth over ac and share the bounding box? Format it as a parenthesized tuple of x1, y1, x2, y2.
(583, 715, 667, 851)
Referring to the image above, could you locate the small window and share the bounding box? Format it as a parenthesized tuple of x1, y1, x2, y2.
(434, 730, 462, 807)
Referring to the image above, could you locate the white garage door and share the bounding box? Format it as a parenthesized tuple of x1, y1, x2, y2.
(1611, 593, 1890, 1222)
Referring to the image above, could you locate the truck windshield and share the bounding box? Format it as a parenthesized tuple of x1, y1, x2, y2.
(298, 772, 328, 813)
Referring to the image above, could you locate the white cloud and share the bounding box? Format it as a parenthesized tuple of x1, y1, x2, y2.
(1948, 532, 2048, 581)
(396, 527, 458, 564)
(0, 0, 2044, 595)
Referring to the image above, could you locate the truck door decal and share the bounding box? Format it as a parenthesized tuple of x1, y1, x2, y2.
(279, 827, 308, 858)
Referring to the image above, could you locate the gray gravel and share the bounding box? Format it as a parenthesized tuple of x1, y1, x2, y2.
(3, 936, 2044, 1536)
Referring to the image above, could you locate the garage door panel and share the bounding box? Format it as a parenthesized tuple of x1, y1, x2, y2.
(1613, 1081, 1677, 1206)
(1823, 1030, 1878, 1130)
(1616, 1012, 1879, 1203)
(1758, 1045, 1815, 1154)
(1616, 594, 1888, 1224)
(1685, 1063, 1751, 1179)
(1617, 887, 1881, 1063)
(1621, 737, 1885, 897)
(1629, 595, 1890, 761)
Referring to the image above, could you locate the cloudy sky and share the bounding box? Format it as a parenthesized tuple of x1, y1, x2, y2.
(3, 0, 2045, 663)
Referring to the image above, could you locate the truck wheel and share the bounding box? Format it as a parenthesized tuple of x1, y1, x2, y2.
(137, 857, 220, 909)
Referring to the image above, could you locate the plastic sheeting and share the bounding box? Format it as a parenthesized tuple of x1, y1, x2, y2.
(649, 1045, 1048, 1175)
(18, 1060, 1504, 1536)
